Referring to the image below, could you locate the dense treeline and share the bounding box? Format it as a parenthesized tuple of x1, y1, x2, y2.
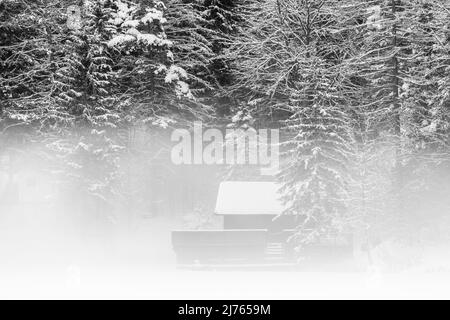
(2, 0, 450, 259)
(0, 0, 236, 224)
(226, 0, 450, 249)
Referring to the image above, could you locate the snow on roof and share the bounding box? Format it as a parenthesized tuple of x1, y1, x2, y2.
(215, 181, 286, 215)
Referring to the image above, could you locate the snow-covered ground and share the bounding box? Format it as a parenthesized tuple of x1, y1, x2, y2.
(2, 267, 450, 299)
(1, 215, 450, 299)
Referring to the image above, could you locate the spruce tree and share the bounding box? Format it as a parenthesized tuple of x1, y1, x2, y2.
(228, 0, 358, 244)
(351, 0, 450, 239)
(107, 0, 195, 122)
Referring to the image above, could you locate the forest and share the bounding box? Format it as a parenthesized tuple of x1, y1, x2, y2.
(1, 0, 450, 270)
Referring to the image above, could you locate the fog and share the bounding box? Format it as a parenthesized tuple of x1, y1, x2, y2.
(1, 128, 450, 299)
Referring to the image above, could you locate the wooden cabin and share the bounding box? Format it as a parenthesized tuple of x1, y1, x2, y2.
(214, 181, 296, 231)
(172, 181, 355, 268)
(171, 181, 297, 266)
